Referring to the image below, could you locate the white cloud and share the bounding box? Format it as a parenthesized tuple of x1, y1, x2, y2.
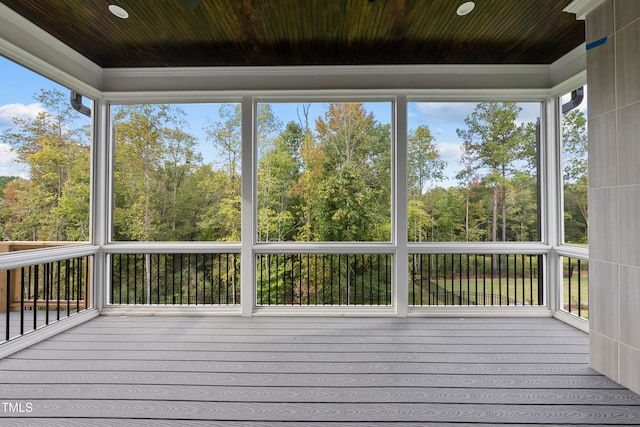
(437, 141, 462, 163)
(0, 144, 26, 177)
(415, 101, 543, 126)
(0, 144, 17, 165)
(414, 102, 476, 124)
(0, 102, 43, 126)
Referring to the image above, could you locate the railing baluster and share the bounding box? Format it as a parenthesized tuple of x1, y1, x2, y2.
(538, 255, 544, 306)
(529, 255, 534, 305)
(56, 260, 61, 320)
(20, 267, 25, 335)
(44, 262, 50, 325)
(474, 254, 478, 306)
(308, 254, 317, 305)
(577, 258, 582, 318)
(5, 269, 10, 341)
(329, 255, 334, 305)
(520, 254, 525, 305)
(497, 254, 501, 306)
(338, 254, 342, 305)
(506, 254, 510, 305)
(134, 254, 138, 305)
(291, 254, 295, 305)
(33, 264, 39, 331)
(385, 254, 389, 305)
(76, 257, 82, 312)
(466, 255, 470, 305)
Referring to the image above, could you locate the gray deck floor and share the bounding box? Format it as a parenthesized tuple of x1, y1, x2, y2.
(0, 316, 639, 426)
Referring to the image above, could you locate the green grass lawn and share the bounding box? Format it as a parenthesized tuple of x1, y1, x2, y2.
(410, 273, 589, 321)
(409, 276, 542, 306)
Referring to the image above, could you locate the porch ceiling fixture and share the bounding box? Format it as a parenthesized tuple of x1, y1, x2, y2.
(1, 0, 585, 68)
(457, 1, 476, 16)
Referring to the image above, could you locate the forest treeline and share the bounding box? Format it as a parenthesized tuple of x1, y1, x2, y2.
(0, 89, 588, 245)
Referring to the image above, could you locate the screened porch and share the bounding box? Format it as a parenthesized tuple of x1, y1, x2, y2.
(1, 0, 640, 423)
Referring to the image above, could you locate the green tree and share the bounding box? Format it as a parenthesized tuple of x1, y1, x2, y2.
(0, 88, 90, 241)
(407, 125, 446, 241)
(456, 102, 536, 242)
(112, 104, 200, 242)
(204, 104, 241, 178)
(313, 103, 391, 241)
(562, 108, 588, 244)
(200, 104, 244, 241)
(0, 176, 18, 191)
(407, 125, 445, 196)
(293, 107, 322, 242)
(257, 122, 303, 241)
(154, 128, 203, 240)
(196, 166, 241, 241)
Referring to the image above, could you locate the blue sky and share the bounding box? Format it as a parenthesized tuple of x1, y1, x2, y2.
(1, 54, 583, 188)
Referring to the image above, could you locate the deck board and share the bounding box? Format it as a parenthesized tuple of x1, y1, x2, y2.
(0, 316, 639, 425)
(10, 348, 590, 363)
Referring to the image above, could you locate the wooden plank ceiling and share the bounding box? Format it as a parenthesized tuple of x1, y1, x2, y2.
(1, 0, 585, 68)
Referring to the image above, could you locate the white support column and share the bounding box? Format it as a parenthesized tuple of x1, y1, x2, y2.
(91, 98, 110, 312)
(240, 96, 255, 317)
(544, 96, 561, 313)
(395, 96, 409, 317)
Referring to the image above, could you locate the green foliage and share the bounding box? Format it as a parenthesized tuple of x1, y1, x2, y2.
(112, 104, 207, 241)
(407, 103, 542, 243)
(256, 102, 392, 242)
(311, 103, 391, 241)
(257, 122, 302, 241)
(0, 88, 90, 241)
(1, 97, 585, 246)
(562, 109, 588, 244)
(455, 102, 538, 242)
(408, 125, 445, 196)
(0, 176, 18, 191)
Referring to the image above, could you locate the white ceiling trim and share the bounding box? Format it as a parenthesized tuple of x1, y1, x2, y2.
(563, 0, 607, 20)
(0, 3, 102, 97)
(101, 64, 552, 93)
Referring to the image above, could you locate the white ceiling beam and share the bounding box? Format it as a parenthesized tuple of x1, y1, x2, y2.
(563, 0, 607, 20)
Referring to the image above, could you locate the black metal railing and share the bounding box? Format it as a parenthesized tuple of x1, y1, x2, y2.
(562, 256, 588, 319)
(2, 255, 91, 342)
(111, 253, 240, 305)
(256, 253, 392, 306)
(409, 253, 543, 307)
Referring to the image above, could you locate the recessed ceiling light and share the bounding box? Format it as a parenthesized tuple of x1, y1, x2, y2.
(108, 4, 129, 19)
(456, 1, 475, 16)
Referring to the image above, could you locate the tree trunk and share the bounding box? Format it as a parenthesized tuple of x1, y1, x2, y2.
(501, 185, 507, 242)
(492, 183, 498, 242)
